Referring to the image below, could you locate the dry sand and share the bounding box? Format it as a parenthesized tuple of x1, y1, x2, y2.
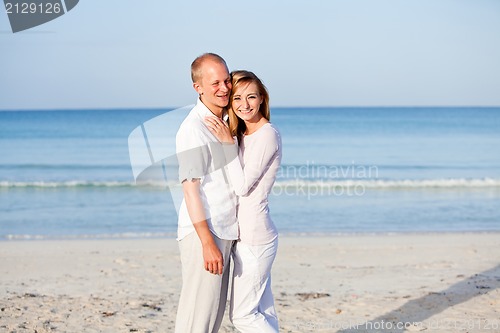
(1, 233, 499, 332)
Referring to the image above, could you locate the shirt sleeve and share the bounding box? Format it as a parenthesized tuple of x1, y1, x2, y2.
(176, 125, 210, 183)
(225, 127, 280, 196)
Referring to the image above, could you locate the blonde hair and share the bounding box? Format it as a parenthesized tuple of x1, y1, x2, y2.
(191, 53, 227, 83)
(228, 70, 270, 141)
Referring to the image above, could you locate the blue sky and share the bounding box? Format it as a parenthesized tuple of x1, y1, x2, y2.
(1, 0, 499, 109)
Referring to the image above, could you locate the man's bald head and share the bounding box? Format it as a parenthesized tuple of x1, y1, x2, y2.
(191, 53, 228, 84)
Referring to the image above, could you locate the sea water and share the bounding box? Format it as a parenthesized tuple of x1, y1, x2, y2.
(1, 107, 499, 239)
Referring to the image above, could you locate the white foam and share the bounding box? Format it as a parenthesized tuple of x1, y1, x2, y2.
(273, 178, 500, 189)
(1, 178, 500, 189)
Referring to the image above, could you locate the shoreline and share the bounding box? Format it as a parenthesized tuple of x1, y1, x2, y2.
(1, 233, 499, 332)
(2, 229, 500, 242)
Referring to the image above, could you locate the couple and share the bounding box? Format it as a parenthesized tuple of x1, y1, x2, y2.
(175, 53, 282, 333)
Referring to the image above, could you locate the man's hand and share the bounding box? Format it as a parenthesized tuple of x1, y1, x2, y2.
(202, 240, 224, 275)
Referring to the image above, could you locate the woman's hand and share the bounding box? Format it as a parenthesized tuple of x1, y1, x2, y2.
(204, 116, 234, 144)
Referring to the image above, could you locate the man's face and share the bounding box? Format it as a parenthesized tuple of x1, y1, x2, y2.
(194, 60, 232, 113)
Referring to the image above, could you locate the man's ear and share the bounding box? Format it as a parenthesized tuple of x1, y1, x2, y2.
(193, 82, 203, 95)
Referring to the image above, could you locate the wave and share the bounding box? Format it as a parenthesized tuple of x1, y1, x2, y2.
(5, 231, 498, 241)
(274, 178, 500, 189)
(1, 178, 500, 189)
(0, 164, 131, 170)
(2, 232, 177, 241)
(0, 180, 139, 188)
(3, 163, 497, 171)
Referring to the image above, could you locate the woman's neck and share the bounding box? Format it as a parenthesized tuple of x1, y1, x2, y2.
(244, 115, 268, 135)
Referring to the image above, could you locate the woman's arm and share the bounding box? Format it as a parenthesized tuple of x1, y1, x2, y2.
(226, 128, 279, 196)
(205, 116, 280, 196)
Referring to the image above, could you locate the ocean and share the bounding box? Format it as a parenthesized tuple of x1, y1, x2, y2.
(1, 107, 500, 240)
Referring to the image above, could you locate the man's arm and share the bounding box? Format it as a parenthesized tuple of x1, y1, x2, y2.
(182, 179, 224, 275)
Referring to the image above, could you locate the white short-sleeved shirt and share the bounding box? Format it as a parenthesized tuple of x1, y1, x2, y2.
(224, 122, 282, 245)
(175, 99, 238, 241)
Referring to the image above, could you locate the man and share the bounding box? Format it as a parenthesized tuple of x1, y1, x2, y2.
(175, 53, 238, 333)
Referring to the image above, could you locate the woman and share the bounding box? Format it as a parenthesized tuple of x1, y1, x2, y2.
(205, 70, 282, 333)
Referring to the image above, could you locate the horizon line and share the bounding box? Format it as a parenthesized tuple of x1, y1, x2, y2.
(1, 105, 500, 112)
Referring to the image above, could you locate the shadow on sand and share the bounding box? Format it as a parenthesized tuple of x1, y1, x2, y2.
(338, 263, 500, 332)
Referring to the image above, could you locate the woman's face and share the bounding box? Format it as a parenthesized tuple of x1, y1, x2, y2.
(231, 82, 263, 123)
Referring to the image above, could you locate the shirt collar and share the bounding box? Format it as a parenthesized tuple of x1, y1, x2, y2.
(195, 98, 228, 121)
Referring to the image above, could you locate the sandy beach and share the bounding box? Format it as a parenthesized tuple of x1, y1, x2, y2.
(1, 233, 499, 332)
